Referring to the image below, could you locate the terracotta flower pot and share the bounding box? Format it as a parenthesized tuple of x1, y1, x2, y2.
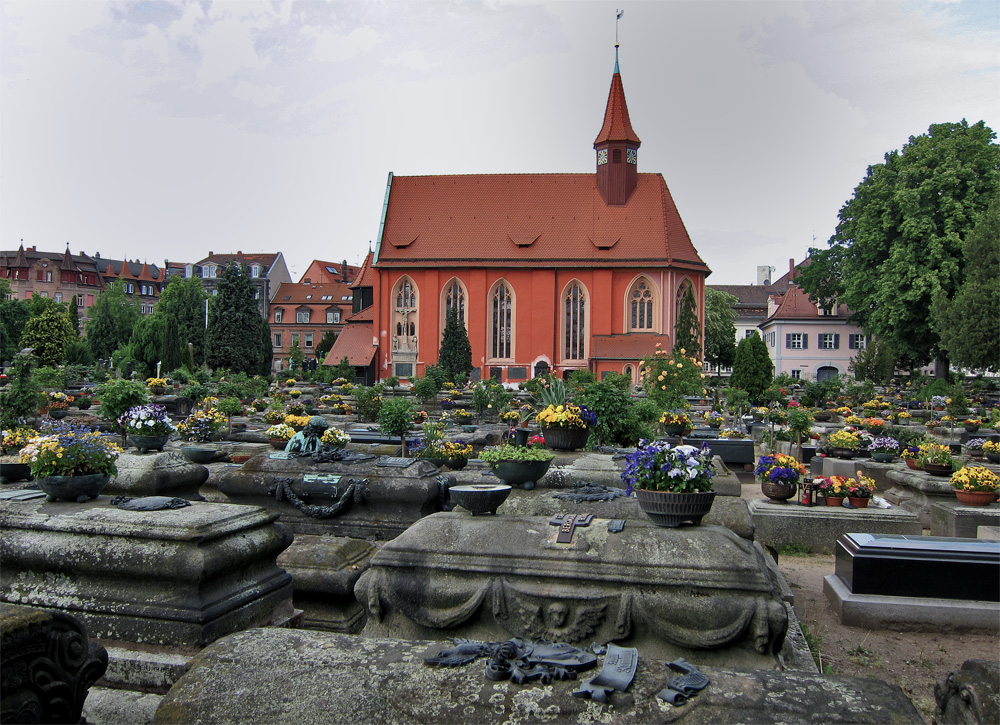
(848, 496, 870, 508)
(954, 490, 997, 507)
(904, 458, 922, 470)
(824, 496, 846, 506)
(923, 462, 953, 477)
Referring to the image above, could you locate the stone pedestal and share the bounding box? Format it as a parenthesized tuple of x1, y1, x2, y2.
(104, 450, 209, 500)
(0, 499, 294, 647)
(930, 499, 1000, 538)
(211, 453, 447, 539)
(154, 628, 922, 724)
(276, 534, 375, 632)
(885, 468, 959, 526)
(356, 512, 788, 667)
(748, 498, 922, 554)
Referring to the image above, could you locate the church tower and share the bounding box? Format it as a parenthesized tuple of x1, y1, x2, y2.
(594, 46, 641, 206)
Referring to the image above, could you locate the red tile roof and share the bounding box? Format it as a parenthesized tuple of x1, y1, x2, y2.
(270, 281, 353, 306)
(590, 334, 671, 360)
(196, 252, 279, 268)
(375, 174, 706, 272)
(352, 252, 375, 289)
(594, 70, 640, 145)
(345, 306, 373, 323)
(324, 323, 376, 366)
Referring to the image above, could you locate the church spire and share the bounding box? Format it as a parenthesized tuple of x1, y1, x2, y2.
(594, 45, 640, 205)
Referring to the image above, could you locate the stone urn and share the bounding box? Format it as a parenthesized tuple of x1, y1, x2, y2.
(180, 445, 218, 464)
(128, 434, 170, 454)
(635, 489, 716, 528)
(448, 484, 512, 515)
(35, 473, 109, 503)
(830, 447, 857, 460)
(49, 409, 69, 420)
(541, 426, 589, 451)
(871, 452, 898, 463)
(490, 459, 552, 491)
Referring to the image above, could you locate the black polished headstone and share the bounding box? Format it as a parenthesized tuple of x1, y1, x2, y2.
(834, 533, 1000, 602)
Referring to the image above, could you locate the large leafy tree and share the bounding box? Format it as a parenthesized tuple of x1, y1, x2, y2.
(729, 333, 773, 405)
(931, 196, 1000, 371)
(86, 280, 141, 361)
(703, 288, 738, 368)
(798, 120, 999, 369)
(672, 287, 702, 359)
(204, 263, 272, 375)
(0, 279, 30, 364)
(20, 304, 75, 368)
(438, 306, 472, 382)
(156, 275, 208, 367)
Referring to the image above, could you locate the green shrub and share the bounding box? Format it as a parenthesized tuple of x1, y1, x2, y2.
(33, 366, 66, 391)
(355, 385, 385, 422)
(411, 376, 440, 405)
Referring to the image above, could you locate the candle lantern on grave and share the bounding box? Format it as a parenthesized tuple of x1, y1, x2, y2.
(797, 477, 818, 507)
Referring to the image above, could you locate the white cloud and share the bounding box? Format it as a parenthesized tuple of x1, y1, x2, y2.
(232, 79, 281, 106)
(311, 26, 381, 63)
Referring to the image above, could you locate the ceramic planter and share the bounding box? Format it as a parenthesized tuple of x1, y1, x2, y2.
(128, 434, 170, 454)
(180, 445, 218, 464)
(490, 459, 552, 491)
(871, 452, 897, 463)
(448, 484, 512, 515)
(830, 447, 857, 460)
(848, 496, 870, 508)
(760, 480, 796, 503)
(636, 489, 716, 528)
(35, 473, 109, 503)
(541, 426, 590, 451)
(922, 462, 953, 477)
(954, 490, 997, 506)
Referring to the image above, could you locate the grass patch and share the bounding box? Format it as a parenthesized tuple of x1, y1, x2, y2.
(777, 542, 814, 557)
(848, 645, 883, 668)
(800, 622, 832, 673)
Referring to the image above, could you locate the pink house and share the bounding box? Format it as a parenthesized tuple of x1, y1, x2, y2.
(758, 282, 869, 382)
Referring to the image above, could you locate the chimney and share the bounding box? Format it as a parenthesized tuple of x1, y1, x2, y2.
(342, 260, 348, 282)
(209, 251, 214, 257)
(789, 258, 795, 274)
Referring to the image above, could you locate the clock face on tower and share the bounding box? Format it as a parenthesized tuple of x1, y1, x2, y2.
(597, 149, 608, 166)
(626, 148, 637, 165)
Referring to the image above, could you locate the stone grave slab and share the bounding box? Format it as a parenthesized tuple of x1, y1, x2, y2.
(0, 498, 294, 647)
(276, 534, 375, 632)
(748, 498, 921, 554)
(153, 628, 922, 725)
(356, 512, 789, 668)
(930, 499, 1000, 538)
(885, 469, 962, 526)
(104, 450, 209, 500)
(824, 533, 1000, 632)
(210, 453, 447, 539)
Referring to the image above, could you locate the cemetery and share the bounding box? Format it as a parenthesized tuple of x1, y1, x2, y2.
(1, 369, 998, 724)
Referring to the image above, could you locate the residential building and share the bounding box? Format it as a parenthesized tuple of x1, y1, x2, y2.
(90, 254, 166, 315)
(758, 274, 868, 382)
(0, 243, 104, 327)
(270, 276, 356, 373)
(298, 259, 361, 285)
(324, 252, 378, 384)
(168, 251, 292, 316)
(365, 48, 710, 384)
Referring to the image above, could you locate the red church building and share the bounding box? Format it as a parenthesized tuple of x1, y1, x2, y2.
(370, 50, 709, 385)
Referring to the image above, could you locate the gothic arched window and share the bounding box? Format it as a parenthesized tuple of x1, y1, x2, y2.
(563, 282, 587, 361)
(628, 278, 655, 330)
(490, 280, 514, 360)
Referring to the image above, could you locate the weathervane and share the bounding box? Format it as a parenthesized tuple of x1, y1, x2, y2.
(615, 9, 623, 47)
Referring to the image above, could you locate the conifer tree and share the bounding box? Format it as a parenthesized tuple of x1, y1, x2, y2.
(438, 306, 473, 382)
(730, 334, 773, 405)
(19, 304, 75, 368)
(673, 287, 702, 359)
(204, 263, 272, 375)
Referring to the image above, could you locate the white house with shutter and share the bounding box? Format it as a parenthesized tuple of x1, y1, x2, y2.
(758, 282, 869, 382)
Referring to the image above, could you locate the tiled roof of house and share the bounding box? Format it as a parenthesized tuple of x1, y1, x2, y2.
(1, 245, 99, 273)
(352, 252, 375, 289)
(324, 323, 376, 366)
(196, 252, 279, 269)
(590, 333, 671, 360)
(344, 306, 374, 323)
(91, 257, 164, 281)
(708, 284, 773, 308)
(594, 67, 641, 145)
(765, 283, 848, 321)
(270, 281, 353, 306)
(375, 174, 706, 271)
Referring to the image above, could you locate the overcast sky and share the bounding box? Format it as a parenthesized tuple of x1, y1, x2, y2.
(2, 0, 997, 285)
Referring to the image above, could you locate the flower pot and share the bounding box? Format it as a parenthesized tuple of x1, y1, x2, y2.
(181, 445, 219, 463)
(448, 484, 512, 515)
(963, 424, 980, 433)
(150, 387, 167, 396)
(760, 480, 797, 503)
(813, 411, 832, 422)
(35, 473, 109, 503)
(824, 496, 846, 507)
(848, 496, 870, 508)
(269, 439, 288, 450)
(513, 428, 531, 447)
(904, 458, 922, 470)
(128, 434, 170, 454)
(871, 452, 897, 463)
(954, 490, 997, 507)
(636, 489, 716, 528)
(48, 409, 69, 420)
(0, 462, 32, 484)
(445, 457, 468, 471)
(923, 462, 953, 477)
(986, 453, 1000, 464)
(830, 448, 857, 460)
(423, 458, 449, 468)
(490, 459, 552, 490)
(541, 426, 589, 451)
(662, 425, 687, 437)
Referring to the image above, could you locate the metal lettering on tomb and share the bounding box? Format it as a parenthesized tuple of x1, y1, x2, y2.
(377, 457, 415, 469)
